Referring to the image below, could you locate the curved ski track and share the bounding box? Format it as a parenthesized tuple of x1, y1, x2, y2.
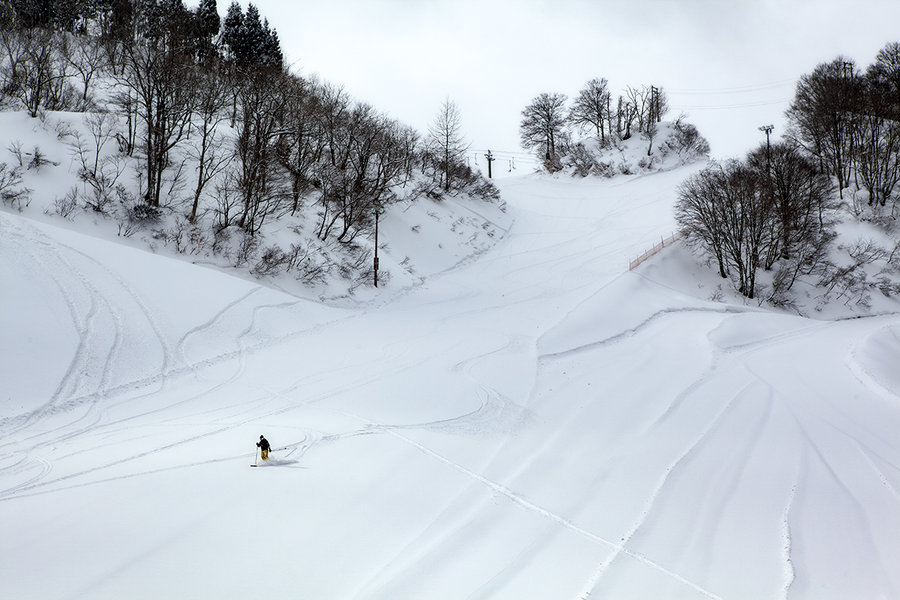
(4, 167, 900, 599)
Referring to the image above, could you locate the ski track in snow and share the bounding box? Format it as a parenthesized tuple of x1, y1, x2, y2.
(0, 220, 372, 498)
(780, 466, 799, 600)
(2, 218, 173, 404)
(5, 166, 900, 599)
(672, 384, 775, 583)
(344, 180, 895, 598)
(385, 428, 724, 600)
(1, 219, 171, 492)
(574, 383, 749, 599)
(787, 406, 896, 598)
(325, 327, 729, 600)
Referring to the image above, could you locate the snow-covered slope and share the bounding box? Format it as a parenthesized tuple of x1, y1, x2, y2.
(0, 109, 512, 305)
(3, 165, 900, 600)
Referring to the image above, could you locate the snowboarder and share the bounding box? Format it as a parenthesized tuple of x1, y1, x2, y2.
(257, 435, 270, 461)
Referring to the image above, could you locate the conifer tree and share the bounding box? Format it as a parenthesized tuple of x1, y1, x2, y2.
(259, 18, 281, 67)
(221, 1, 244, 61)
(195, 0, 220, 61)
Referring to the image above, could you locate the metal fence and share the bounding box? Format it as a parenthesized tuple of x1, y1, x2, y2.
(628, 232, 682, 271)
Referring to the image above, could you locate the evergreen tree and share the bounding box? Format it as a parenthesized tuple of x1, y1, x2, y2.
(221, 1, 244, 61)
(138, 0, 192, 54)
(11, 0, 53, 28)
(196, 0, 219, 40)
(94, 0, 134, 42)
(194, 0, 220, 61)
(259, 18, 281, 67)
(220, 2, 281, 67)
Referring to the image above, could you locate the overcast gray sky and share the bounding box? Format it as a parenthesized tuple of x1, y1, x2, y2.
(245, 0, 900, 171)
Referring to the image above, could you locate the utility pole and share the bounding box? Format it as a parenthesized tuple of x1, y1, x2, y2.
(758, 124, 775, 216)
(842, 61, 853, 78)
(372, 201, 384, 287)
(484, 150, 495, 178)
(758, 124, 774, 160)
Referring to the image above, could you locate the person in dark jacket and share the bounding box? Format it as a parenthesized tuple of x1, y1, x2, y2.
(257, 435, 270, 461)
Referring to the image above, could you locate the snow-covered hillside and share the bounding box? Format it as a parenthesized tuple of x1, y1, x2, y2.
(3, 161, 900, 599)
(0, 110, 511, 304)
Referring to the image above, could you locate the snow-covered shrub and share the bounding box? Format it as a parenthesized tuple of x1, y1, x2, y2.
(251, 245, 288, 277)
(27, 145, 54, 170)
(0, 162, 30, 210)
(157, 217, 207, 255)
(7, 140, 25, 166)
(816, 239, 889, 308)
(233, 231, 259, 268)
(568, 143, 598, 177)
(668, 117, 710, 161)
(49, 187, 79, 219)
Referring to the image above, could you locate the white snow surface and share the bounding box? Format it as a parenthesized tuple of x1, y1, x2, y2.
(3, 164, 900, 600)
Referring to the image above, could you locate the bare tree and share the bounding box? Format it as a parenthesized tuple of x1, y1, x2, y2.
(786, 57, 864, 197)
(45, 31, 77, 110)
(570, 77, 610, 145)
(275, 74, 325, 215)
(520, 92, 568, 170)
(187, 63, 231, 222)
(853, 83, 900, 207)
(0, 28, 26, 105)
(747, 141, 834, 265)
(0, 1, 14, 29)
(71, 111, 116, 181)
(64, 33, 108, 103)
(676, 163, 730, 279)
(676, 160, 774, 298)
(234, 67, 287, 234)
(855, 43, 900, 207)
(396, 123, 419, 188)
(870, 42, 900, 118)
(117, 41, 196, 207)
(617, 94, 637, 140)
(317, 102, 407, 243)
(14, 28, 58, 117)
(624, 85, 652, 134)
(427, 97, 468, 192)
(643, 113, 658, 156)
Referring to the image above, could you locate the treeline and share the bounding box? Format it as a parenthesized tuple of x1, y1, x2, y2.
(787, 46, 900, 207)
(676, 43, 900, 306)
(519, 79, 709, 174)
(0, 0, 496, 285)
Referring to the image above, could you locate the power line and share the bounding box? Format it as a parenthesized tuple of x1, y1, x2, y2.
(470, 148, 537, 159)
(671, 98, 791, 111)
(667, 79, 796, 95)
